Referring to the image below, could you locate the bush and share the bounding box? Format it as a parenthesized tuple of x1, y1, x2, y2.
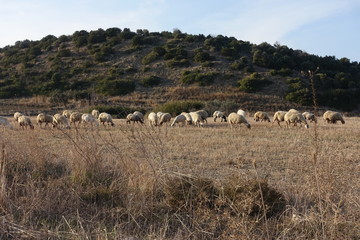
(270, 68, 293, 76)
(180, 72, 218, 86)
(57, 48, 71, 58)
(285, 88, 311, 106)
(86, 105, 141, 118)
(230, 56, 249, 70)
(154, 100, 204, 116)
(167, 59, 191, 68)
(96, 79, 136, 96)
(142, 51, 159, 65)
(140, 76, 161, 87)
(238, 73, 272, 93)
(194, 50, 214, 62)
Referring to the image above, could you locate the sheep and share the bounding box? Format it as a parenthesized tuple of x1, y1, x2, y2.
(284, 112, 309, 129)
(323, 111, 345, 124)
(36, 113, 54, 128)
(156, 112, 164, 118)
(237, 109, 246, 117)
(69, 112, 82, 126)
(288, 109, 299, 114)
(53, 113, 70, 129)
(126, 114, 144, 124)
(171, 114, 187, 127)
(196, 110, 208, 123)
(147, 112, 158, 127)
(181, 112, 193, 125)
(213, 111, 227, 122)
(98, 112, 115, 126)
(81, 113, 99, 127)
(302, 112, 317, 123)
(189, 112, 205, 127)
(323, 111, 332, 123)
(0, 117, 13, 129)
(17, 115, 34, 130)
(62, 110, 73, 118)
(159, 113, 172, 125)
(91, 109, 100, 119)
(253, 111, 271, 122)
(133, 111, 144, 121)
(228, 112, 251, 129)
(272, 111, 287, 127)
(14, 112, 23, 122)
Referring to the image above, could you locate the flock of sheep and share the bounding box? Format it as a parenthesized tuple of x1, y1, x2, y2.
(0, 108, 345, 130)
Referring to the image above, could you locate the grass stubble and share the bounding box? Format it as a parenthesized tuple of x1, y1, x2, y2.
(0, 115, 359, 239)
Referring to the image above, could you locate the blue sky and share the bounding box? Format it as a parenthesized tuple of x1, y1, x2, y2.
(1, 0, 360, 62)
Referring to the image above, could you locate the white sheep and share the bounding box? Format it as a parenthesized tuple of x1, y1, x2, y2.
(81, 113, 99, 127)
(323, 111, 345, 124)
(213, 111, 227, 122)
(53, 114, 70, 129)
(36, 113, 54, 128)
(91, 109, 100, 119)
(288, 109, 299, 114)
(237, 109, 246, 117)
(302, 112, 317, 123)
(156, 112, 164, 118)
(159, 113, 172, 125)
(98, 112, 115, 126)
(17, 115, 34, 130)
(284, 112, 309, 129)
(69, 112, 83, 126)
(189, 112, 205, 127)
(126, 113, 144, 124)
(62, 110, 73, 118)
(147, 112, 158, 127)
(171, 114, 187, 127)
(0, 117, 13, 129)
(14, 112, 23, 122)
(253, 111, 271, 122)
(323, 111, 332, 123)
(133, 111, 144, 121)
(272, 111, 287, 127)
(228, 112, 251, 129)
(196, 110, 208, 124)
(181, 112, 193, 125)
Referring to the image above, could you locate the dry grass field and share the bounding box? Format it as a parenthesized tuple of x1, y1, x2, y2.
(0, 115, 359, 239)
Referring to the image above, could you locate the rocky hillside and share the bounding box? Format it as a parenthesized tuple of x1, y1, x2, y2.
(0, 28, 359, 114)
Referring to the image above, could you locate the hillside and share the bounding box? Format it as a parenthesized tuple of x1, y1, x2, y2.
(0, 28, 360, 114)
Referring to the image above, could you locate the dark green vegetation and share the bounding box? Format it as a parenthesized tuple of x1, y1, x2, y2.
(1, 28, 360, 111)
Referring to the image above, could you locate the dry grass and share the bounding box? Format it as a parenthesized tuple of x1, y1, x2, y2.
(0, 116, 359, 239)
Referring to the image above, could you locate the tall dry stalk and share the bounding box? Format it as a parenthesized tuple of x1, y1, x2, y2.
(308, 67, 326, 238)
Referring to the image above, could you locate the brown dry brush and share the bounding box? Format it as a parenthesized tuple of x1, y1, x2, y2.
(0, 127, 287, 239)
(0, 121, 359, 239)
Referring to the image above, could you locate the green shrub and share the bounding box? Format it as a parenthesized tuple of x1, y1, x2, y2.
(57, 48, 71, 57)
(285, 88, 311, 106)
(86, 105, 142, 118)
(270, 68, 292, 76)
(180, 72, 218, 86)
(96, 79, 136, 96)
(167, 59, 191, 68)
(201, 61, 215, 67)
(238, 73, 271, 93)
(194, 51, 214, 62)
(154, 100, 204, 116)
(140, 76, 161, 87)
(230, 56, 249, 70)
(142, 51, 159, 65)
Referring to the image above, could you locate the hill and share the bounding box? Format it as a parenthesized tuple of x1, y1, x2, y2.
(0, 28, 360, 114)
